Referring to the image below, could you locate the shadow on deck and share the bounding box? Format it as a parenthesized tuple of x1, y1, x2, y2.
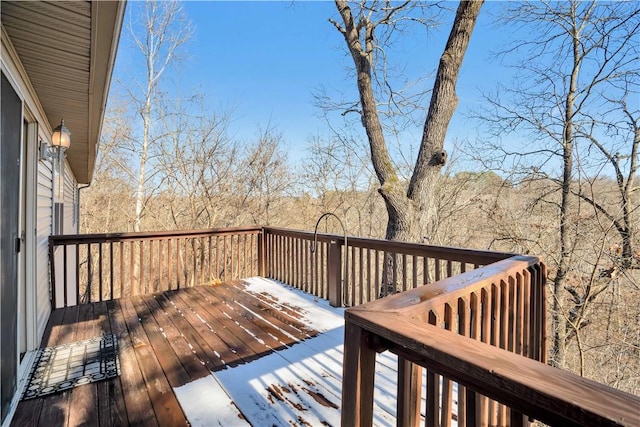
(12, 278, 355, 426)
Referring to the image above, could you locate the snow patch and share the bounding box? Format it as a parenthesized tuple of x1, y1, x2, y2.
(242, 277, 345, 332)
(173, 374, 249, 427)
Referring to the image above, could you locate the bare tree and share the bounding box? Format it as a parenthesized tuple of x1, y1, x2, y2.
(234, 125, 294, 226)
(81, 104, 135, 233)
(471, 1, 640, 372)
(126, 0, 192, 231)
(301, 132, 382, 235)
(154, 102, 238, 230)
(329, 0, 484, 242)
(575, 86, 639, 270)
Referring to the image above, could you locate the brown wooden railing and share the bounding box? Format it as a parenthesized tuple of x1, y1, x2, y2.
(342, 255, 640, 426)
(49, 227, 640, 426)
(263, 227, 513, 307)
(49, 227, 263, 308)
(50, 226, 516, 309)
(48, 226, 639, 425)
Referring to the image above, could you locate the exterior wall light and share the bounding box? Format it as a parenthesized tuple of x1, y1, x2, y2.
(51, 119, 71, 151)
(40, 119, 71, 161)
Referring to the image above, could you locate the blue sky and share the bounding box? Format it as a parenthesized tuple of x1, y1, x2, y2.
(112, 1, 517, 164)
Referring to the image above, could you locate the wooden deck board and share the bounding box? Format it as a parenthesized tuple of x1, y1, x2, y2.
(119, 297, 188, 426)
(204, 281, 315, 344)
(67, 303, 99, 427)
(94, 301, 128, 427)
(153, 290, 230, 372)
(182, 286, 263, 361)
(10, 280, 327, 427)
(142, 294, 210, 381)
(36, 305, 80, 426)
(166, 287, 249, 369)
(187, 286, 290, 361)
(108, 299, 158, 427)
(131, 295, 191, 388)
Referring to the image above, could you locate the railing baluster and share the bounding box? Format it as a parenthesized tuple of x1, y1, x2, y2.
(412, 255, 418, 290)
(178, 238, 183, 289)
(109, 242, 114, 300)
(500, 280, 508, 350)
(76, 243, 80, 305)
(149, 240, 154, 292)
(515, 273, 524, 356)
(230, 235, 235, 282)
(441, 303, 454, 427)
(304, 237, 309, 294)
(97, 242, 103, 301)
(243, 234, 248, 279)
(402, 253, 408, 292)
(350, 246, 356, 306)
(508, 276, 516, 353)
(87, 243, 92, 303)
(63, 244, 68, 307)
(374, 250, 380, 300)
(366, 248, 372, 303)
(424, 256, 430, 284)
(129, 241, 134, 296)
(140, 240, 146, 294)
(490, 283, 500, 426)
(392, 252, 398, 294)
(480, 287, 491, 424)
(359, 247, 364, 305)
(426, 310, 440, 427)
(458, 297, 469, 426)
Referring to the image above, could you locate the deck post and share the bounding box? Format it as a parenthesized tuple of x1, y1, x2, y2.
(342, 318, 376, 427)
(398, 357, 422, 427)
(328, 240, 342, 307)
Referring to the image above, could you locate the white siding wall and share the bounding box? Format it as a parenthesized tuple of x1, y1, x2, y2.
(35, 154, 53, 340)
(63, 164, 77, 234)
(60, 164, 78, 307)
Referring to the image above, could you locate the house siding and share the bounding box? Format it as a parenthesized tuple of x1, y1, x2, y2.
(63, 165, 77, 234)
(35, 154, 53, 341)
(59, 163, 79, 307)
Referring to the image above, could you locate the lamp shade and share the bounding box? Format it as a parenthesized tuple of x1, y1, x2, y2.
(51, 119, 71, 150)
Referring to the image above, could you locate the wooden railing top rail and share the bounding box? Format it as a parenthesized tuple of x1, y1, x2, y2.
(50, 226, 263, 245)
(347, 310, 640, 427)
(349, 255, 542, 318)
(263, 226, 513, 265)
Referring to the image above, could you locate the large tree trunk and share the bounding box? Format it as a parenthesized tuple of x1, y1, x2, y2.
(333, 0, 484, 243)
(405, 0, 484, 241)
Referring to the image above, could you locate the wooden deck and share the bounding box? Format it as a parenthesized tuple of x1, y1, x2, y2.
(11, 279, 337, 426)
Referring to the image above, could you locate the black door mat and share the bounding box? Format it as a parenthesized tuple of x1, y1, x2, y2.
(21, 334, 120, 400)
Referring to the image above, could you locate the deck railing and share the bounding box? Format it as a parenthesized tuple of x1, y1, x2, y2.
(263, 227, 513, 307)
(49, 227, 263, 308)
(341, 255, 640, 427)
(51, 226, 514, 308)
(48, 226, 639, 425)
(343, 256, 546, 426)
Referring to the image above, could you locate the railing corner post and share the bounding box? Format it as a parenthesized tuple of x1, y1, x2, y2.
(342, 319, 376, 427)
(398, 358, 422, 427)
(328, 240, 342, 307)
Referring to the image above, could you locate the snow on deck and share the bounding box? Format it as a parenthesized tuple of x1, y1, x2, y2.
(174, 277, 453, 426)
